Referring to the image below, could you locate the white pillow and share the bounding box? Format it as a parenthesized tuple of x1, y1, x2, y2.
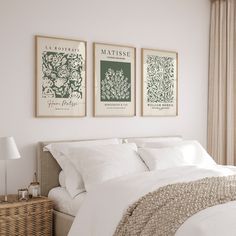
(44, 138, 121, 198)
(138, 140, 182, 148)
(67, 143, 148, 191)
(125, 137, 182, 147)
(59, 171, 66, 188)
(138, 140, 216, 171)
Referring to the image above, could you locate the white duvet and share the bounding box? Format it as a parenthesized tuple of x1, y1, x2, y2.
(69, 165, 236, 236)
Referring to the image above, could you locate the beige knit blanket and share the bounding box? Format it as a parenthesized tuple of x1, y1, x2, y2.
(114, 175, 236, 236)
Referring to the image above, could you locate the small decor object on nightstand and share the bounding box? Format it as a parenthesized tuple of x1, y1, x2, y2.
(0, 136, 21, 202)
(28, 172, 41, 198)
(18, 188, 29, 201)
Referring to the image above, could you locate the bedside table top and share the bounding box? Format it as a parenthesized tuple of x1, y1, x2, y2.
(0, 194, 52, 209)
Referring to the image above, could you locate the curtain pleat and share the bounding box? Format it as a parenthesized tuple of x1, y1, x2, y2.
(208, 0, 236, 165)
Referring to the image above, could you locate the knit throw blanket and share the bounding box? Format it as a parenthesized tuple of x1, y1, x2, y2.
(114, 175, 236, 236)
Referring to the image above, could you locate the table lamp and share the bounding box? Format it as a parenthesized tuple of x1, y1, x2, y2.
(0, 137, 21, 202)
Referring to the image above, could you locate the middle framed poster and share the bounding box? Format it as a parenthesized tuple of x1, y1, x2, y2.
(93, 43, 136, 117)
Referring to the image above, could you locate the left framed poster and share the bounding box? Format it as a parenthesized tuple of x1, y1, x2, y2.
(36, 35, 86, 117)
(93, 43, 136, 117)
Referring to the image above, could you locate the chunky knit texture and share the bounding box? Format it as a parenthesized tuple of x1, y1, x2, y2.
(114, 175, 236, 236)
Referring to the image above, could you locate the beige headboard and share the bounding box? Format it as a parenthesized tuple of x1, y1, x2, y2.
(37, 136, 182, 196)
(37, 141, 61, 196)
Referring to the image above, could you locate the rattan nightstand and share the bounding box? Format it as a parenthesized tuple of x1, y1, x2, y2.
(0, 195, 53, 236)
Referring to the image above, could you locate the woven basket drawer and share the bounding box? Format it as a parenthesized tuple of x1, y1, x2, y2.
(0, 198, 53, 236)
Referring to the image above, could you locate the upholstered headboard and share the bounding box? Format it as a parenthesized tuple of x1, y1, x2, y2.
(37, 141, 61, 196)
(37, 136, 182, 196)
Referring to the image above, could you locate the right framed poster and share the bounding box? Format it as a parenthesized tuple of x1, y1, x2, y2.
(142, 48, 178, 116)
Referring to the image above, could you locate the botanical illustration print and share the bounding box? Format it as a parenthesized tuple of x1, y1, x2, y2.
(146, 55, 175, 103)
(100, 61, 131, 102)
(42, 52, 85, 99)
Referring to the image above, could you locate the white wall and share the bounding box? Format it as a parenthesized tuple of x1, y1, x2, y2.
(0, 0, 210, 194)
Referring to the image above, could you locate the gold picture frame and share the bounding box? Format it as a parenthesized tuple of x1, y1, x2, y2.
(93, 42, 136, 117)
(35, 35, 87, 117)
(141, 48, 178, 116)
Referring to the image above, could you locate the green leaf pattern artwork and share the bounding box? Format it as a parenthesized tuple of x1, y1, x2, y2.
(146, 55, 175, 103)
(100, 61, 131, 102)
(42, 52, 85, 99)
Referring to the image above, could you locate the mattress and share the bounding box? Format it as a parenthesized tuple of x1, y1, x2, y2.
(48, 187, 86, 216)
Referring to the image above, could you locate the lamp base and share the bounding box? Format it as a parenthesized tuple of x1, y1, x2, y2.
(2, 161, 8, 203)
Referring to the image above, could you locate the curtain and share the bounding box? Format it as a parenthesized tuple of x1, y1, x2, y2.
(208, 0, 236, 165)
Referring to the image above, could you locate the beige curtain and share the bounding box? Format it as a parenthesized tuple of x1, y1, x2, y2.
(208, 0, 236, 165)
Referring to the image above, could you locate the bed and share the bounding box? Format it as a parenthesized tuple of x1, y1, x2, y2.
(37, 136, 181, 235)
(37, 137, 236, 236)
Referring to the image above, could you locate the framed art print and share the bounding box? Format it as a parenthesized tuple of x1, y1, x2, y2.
(93, 43, 136, 117)
(36, 35, 86, 117)
(142, 48, 178, 116)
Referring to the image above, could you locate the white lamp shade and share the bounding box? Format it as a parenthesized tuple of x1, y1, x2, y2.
(0, 137, 21, 160)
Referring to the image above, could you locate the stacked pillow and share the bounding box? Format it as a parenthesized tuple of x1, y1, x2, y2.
(138, 140, 216, 170)
(44, 139, 148, 196)
(124, 136, 183, 148)
(44, 138, 123, 197)
(58, 171, 66, 188)
(67, 143, 148, 191)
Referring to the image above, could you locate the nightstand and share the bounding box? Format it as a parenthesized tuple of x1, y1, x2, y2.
(0, 195, 53, 236)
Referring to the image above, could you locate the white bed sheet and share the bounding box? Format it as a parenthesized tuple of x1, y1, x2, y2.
(48, 187, 86, 216)
(69, 165, 236, 236)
